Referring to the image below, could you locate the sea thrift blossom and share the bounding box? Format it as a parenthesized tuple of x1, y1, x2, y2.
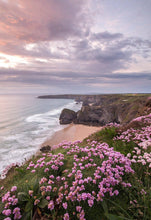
(76, 206, 82, 212)
(31, 169, 36, 173)
(39, 177, 47, 184)
(2, 209, 11, 216)
(11, 186, 17, 192)
(2, 191, 11, 203)
(46, 196, 50, 200)
(63, 202, 68, 209)
(48, 200, 54, 210)
(28, 190, 33, 196)
(44, 168, 49, 172)
(63, 213, 69, 220)
(88, 199, 94, 207)
(34, 199, 40, 205)
(13, 207, 21, 214)
(12, 198, 18, 206)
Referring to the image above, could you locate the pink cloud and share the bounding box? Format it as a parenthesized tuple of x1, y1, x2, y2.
(0, 0, 86, 52)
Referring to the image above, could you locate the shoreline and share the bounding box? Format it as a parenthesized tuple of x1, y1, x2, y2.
(0, 124, 102, 180)
(40, 123, 102, 150)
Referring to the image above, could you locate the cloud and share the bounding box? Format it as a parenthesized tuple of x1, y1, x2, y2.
(91, 31, 123, 41)
(0, 1, 151, 94)
(0, 68, 150, 85)
(0, 0, 88, 54)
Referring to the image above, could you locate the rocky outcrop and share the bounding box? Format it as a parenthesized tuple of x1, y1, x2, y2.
(38, 94, 151, 126)
(59, 108, 77, 124)
(40, 145, 51, 152)
(75, 105, 119, 126)
(59, 96, 151, 126)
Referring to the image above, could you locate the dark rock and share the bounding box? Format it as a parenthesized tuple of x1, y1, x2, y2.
(75, 105, 119, 126)
(59, 108, 77, 124)
(40, 145, 51, 153)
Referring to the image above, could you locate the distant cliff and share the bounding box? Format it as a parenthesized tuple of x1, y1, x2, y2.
(38, 94, 151, 126)
(38, 94, 85, 101)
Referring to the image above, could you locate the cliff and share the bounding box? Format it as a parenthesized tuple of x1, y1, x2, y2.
(59, 94, 151, 126)
(38, 94, 151, 126)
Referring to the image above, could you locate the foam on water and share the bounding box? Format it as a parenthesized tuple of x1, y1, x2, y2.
(0, 95, 82, 178)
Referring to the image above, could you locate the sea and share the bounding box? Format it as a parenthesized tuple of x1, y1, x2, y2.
(0, 94, 82, 178)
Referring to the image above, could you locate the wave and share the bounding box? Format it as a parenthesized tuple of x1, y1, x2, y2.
(25, 101, 81, 123)
(0, 98, 82, 177)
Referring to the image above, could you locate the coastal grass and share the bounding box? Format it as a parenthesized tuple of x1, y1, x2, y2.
(0, 119, 151, 219)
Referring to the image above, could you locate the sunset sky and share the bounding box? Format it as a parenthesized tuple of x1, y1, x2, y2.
(0, 0, 151, 94)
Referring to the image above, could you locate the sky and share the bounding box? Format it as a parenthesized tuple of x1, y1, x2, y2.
(0, 0, 151, 94)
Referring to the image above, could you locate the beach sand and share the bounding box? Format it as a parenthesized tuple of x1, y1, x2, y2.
(41, 124, 102, 149)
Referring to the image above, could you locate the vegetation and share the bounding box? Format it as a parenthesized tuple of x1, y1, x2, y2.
(0, 114, 151, 220)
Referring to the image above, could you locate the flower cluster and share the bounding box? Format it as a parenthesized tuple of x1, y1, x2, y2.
(114, 114, 151, 167)
(27, 152, 65, 173)
(131, 113, 151, 124)
(1, 186, 22, 219)
(1, 139, 134, 219)
(26, 140, 134, 219)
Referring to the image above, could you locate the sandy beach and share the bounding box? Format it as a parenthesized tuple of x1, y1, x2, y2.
(41, 124, 102, 149)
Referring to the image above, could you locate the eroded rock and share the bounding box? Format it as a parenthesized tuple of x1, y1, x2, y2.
(59, 108, 77, 124)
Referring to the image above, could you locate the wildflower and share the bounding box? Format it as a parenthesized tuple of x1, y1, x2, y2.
(12, 198, 18, 205)
(11, 186, 17, 192)
(53, 187, 57, 192)
(48, 200, 54, 210)
(44, 168, 49, 172)
(76, 206, 82, 212)
(2, 191, 10, 203)
(63, 202, 68, 209)
(88, 199, 94, 207)
(63, 213, 69, 220)
(14, 212, 22, 220)
(34, 199, 40, 205)
(46, 196, 50, 200)
(39, 177, 47, 184)
(31, 169, 36, 173)
(28, 190, 33, 196)
(13, 207, 20, 214)
(2, 209, 11, 216)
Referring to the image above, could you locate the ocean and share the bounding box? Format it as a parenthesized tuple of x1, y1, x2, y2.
(0, 94, 82, 178)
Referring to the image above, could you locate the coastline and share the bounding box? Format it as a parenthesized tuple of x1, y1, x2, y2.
(40, 123, 102, 150)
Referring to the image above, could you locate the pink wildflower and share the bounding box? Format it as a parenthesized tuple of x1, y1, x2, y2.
(48, 200, 54, 210)
(34, 199, 40, 205)
(63, 213, 69, 220)
(11, 186, 17, 192)
(28, 190, 33, 196)
(76, 206, 82, 212)
(63, 202, 68, 209)
(2, 209, 11, 216)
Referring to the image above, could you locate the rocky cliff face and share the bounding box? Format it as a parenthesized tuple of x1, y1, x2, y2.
(59, 95, 151, 126)
(59, 108, 77, 124)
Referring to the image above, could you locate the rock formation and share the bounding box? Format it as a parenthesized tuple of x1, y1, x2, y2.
(59, 95, 151, 126)
(38, 94, 151, 126)
(59, 108, 77, 124)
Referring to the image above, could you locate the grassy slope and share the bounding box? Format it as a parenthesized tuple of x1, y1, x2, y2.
(0, 118, 151, 220)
